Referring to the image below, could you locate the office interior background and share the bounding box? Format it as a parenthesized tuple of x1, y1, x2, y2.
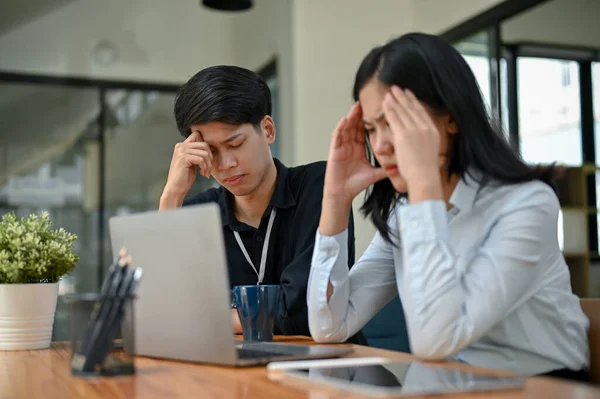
(0, 0, 598, 341)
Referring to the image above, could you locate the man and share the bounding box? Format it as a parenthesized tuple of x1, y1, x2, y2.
(159, 65, 356, 337)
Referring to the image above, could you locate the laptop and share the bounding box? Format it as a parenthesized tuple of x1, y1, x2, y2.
(108, 203, 353, 366)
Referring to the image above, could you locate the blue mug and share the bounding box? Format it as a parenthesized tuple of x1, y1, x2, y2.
(232, 285, 281, 342)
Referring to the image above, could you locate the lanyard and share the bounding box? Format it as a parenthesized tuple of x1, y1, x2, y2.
(233, 209, 276, 284)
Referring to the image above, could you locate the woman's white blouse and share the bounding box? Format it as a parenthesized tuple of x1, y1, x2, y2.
(307, 174, 589, 375)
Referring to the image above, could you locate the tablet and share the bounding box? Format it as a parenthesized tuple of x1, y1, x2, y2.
(267, 357, 526, 397)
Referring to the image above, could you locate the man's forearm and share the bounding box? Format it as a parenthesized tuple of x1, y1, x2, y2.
(231, 309, 242, 334)
(159, 192, 185, 210)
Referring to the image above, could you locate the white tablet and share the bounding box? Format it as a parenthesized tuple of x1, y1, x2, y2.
(267, 357, 526, 398)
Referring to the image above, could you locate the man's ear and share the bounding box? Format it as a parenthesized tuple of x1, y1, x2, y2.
(261, 115, 276, 144)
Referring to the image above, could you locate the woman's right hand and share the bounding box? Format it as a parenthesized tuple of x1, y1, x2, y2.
(320, 103, 387, 235)
(323, 103, 387, 205)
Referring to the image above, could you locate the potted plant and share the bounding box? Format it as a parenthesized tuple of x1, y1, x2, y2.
(0, 211, 78, 350)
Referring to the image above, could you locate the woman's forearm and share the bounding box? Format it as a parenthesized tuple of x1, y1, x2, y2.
(319, 196, 352, 237)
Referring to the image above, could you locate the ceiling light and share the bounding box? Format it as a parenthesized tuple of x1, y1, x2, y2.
(201, 0, 253, 12)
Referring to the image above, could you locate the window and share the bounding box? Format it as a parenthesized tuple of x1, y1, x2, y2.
(591, 62, 600, 252)
(0, 83, 101, 340)
(593, 62, 600, 165)
(500, 57, 510, 135)
(454, 31, 492, 113)
(518, 58, 581, 165)
(0, 80, 182, 341)
(463, 55, 492, 112)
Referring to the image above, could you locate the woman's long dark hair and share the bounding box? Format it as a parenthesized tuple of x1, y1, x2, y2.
(354, 33, 557, 244)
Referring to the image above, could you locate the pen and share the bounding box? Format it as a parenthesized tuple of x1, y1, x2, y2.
(77, 248, 127, 357)
(80, 256, 130, 371)
(93, 266, 143, 366)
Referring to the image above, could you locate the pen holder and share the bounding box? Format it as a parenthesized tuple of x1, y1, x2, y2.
(67, 293, 136, 377)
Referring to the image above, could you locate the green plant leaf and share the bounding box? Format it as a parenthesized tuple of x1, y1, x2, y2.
(0, 212, 79, 284)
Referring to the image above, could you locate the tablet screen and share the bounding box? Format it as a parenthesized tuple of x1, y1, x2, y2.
(290, 362, 526, 396)
(296, 364, 405, 387)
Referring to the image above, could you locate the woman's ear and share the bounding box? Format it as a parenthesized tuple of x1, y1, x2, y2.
(261, 116, 276, 144)
(445, 113, 458, 135)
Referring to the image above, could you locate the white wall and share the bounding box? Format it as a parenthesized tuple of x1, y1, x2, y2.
(0, 0, 236, 83)
(502, 0, 600, 48)
(291, 0, 415, 165)
(413, 0, 505, 34)
(232, 0, 294, 165)
(0, 0, 75, 36)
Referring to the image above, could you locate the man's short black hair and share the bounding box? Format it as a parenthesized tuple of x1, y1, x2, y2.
(174, 65, 272, 138)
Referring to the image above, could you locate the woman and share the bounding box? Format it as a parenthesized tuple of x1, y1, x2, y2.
(307, 32, 589, 381)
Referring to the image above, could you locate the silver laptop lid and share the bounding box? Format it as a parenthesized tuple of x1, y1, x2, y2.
(108, 203, 238, 364)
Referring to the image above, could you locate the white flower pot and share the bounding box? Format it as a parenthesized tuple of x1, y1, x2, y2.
(0, 283, 59, 350)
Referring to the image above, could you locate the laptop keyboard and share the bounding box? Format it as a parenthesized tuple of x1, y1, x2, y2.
(236, 348, 289, 359)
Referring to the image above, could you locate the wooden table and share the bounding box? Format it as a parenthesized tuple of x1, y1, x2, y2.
(1, 336, 598, 398)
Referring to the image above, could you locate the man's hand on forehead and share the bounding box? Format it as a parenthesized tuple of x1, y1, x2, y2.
(187, 130, 203, 142)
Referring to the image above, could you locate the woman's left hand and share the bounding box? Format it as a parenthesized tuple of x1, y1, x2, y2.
(383, 85, 444, 201)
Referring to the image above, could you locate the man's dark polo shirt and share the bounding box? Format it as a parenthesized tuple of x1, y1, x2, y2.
(182, 158, 355, 336)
